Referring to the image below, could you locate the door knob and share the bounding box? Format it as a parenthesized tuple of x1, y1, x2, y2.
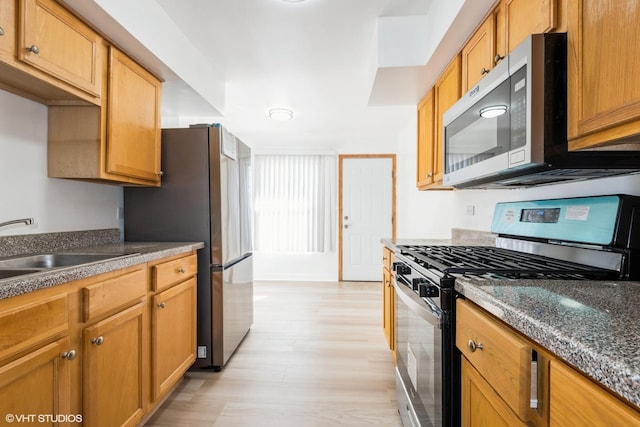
(344, 215, 349, 220)
(344, 224, 350, 229)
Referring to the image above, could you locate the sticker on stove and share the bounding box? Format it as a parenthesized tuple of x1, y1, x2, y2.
(408, 343, 418, 390)
(565, 205, 590, 221)
(503, 208, 516, 224)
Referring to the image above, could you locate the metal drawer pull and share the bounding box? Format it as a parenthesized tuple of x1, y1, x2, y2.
(158, 302, 166, 308)
(61, 350, 76, 360)
(26, 45, 40, 54)
(177, 267, 185, 273)
(91, 336, 104, 346)
(467, 339, 484, 352)
(0, 27, 5, 36)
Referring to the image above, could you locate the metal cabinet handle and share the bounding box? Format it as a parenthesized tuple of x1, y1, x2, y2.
(481, 67, 490, 75)
(468, 339, 484, 352)
(495, 54, 505, 64)
(26, 45, 40, 54)
(91, 336, 104, 346)
(61, 350, 76, 360)
(158, 302, 166, 309)
(177, 267, 185, 274)
(0, 27, 5, 36)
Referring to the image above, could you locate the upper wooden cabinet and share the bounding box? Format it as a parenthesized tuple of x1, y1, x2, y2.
(0, 0, 15, 61)
(0, 0, 102, 104)
(416, 56, 460, 190)
(19, 0, 101, 97)
(48, 45, 162, 186)
(501, 0, 557, 55)
(416, 89, 436, 188)
(105, 47, 161, 183)
(461, 15, 496, 93)
(461, 0, 558, 94)
(567, 0, 640, 150)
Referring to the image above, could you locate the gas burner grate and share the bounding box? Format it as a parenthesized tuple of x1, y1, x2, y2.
(397, 245, 618, 280)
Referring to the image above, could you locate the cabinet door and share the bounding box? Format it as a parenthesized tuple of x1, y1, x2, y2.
(151, 278, 196, 401)
(461, 16, 496, 93)
(382, 268, 394, 351)
(0, 0, 15, 61)
(417, 89, 435, 189)
(503, 0, 557, 53)
(567, 0, 640, 149)
(106, 47, 161, 184)
(549, 360, 640, 426)
(0, 338, 72, 422)
(18, 0, 101, 96)
(83, 302, 146, 427)
(434, 55, 461, 186)
(461, 357, 528, 427)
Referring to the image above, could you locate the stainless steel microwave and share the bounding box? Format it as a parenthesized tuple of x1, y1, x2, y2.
(442, 33, 640, 188)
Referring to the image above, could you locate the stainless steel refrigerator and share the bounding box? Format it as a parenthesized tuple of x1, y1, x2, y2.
(124, 125, 253, 371)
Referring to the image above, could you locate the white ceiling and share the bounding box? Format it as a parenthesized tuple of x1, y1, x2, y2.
(62, 0, 495, 151)
(154, 0, 435, 150)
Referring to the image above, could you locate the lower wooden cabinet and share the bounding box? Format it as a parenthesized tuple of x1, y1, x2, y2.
(550, 360, 640, 426)
(459, 299, 640, 427)
(0, 337, 73, 422)
(151, 277, 197, 401)
(0, 249, 198, 427)
(381, 246, 395, 355)
(461, 356, 528, 427)
(83, 302, 147, 427)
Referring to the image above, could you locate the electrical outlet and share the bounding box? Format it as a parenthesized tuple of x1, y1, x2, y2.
(466, 205, 475, 216)
(197, 346, 207, 358)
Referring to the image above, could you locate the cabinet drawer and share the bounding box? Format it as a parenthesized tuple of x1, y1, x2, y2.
(0, 293, 68, 362)
(456, 299, 531, 421)
(152, 254, 197, 292)
(82, 267, 146, 322)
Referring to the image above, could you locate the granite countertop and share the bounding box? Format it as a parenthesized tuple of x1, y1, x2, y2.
(0, 241, 204, 300)
(456, 276, 640, 408)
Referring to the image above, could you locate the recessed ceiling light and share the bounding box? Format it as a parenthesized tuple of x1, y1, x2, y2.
(268, 108, 294, 121)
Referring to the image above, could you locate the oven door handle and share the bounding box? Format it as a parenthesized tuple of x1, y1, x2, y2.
(394, 276, 442, 324)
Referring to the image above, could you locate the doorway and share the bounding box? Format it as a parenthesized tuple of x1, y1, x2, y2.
(339, 154, 396, 281)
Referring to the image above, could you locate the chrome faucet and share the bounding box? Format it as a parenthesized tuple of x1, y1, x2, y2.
(0, 218, 34, 229)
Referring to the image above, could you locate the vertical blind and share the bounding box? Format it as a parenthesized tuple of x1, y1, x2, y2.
(253, 154, 336, 253)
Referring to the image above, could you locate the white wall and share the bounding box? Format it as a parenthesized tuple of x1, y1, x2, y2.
(0, 89, 121, 237)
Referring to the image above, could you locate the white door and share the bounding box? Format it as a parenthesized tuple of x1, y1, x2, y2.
(341, 157, 394, 281)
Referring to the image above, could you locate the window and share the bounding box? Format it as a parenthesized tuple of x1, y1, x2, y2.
(253, 154, 336, 253)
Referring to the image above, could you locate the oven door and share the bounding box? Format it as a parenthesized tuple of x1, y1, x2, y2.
(394, 275, 443, 427)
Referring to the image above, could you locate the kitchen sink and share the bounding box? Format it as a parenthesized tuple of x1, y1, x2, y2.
(0, 253, 130, 269)
(0, 268, 44, 280)
(0, 252, 139, 280)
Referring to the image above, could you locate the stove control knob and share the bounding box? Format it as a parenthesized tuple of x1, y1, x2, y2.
(393, 262, 411, 275)
(419, 284, 439, 298)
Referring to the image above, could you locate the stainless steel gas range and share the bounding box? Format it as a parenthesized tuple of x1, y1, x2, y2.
(392, 195, 640, 427)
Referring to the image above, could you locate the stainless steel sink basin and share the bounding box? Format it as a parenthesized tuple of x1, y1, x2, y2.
(0, 252, 139, 281)
(0, 253, 128, 269)
(0, 268, 43, 280)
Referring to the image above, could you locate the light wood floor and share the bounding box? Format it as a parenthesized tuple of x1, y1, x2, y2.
(145, 280, 402, 427)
